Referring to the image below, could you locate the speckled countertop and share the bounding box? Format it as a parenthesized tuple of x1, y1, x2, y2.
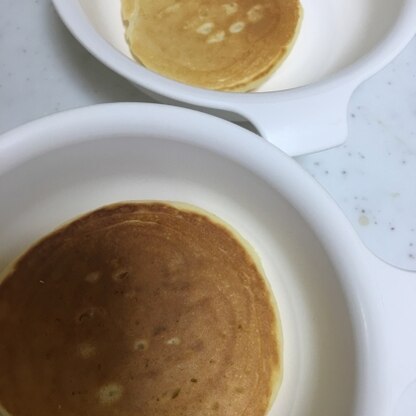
(297, 43, 416, 271)
(1, 1, 415, 269)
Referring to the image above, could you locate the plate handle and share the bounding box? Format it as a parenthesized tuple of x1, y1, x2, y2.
(239, 83, 358, 156)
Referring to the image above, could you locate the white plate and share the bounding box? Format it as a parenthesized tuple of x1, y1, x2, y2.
(1, 104, 416, 415)
(77, 0, 406, 91)
(52, 0, 416, 154)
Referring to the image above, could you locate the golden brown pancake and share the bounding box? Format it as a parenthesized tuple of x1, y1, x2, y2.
(0, 202, 282, 416)
(122, 0, 302, 91)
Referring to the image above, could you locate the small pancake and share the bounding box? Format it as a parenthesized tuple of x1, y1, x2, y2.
(122, 0, 302, 91)
(0, 202, 282, 416)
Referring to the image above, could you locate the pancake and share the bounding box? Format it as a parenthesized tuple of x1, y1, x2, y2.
(0, 202, 282, 416)
(121, 0, 302, 91)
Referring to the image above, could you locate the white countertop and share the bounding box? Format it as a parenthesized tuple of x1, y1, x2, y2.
(1, 0, 415, 270)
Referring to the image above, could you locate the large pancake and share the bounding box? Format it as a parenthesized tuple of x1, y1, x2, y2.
(0, 202, 282, 416)
(122, 0, 302, 91)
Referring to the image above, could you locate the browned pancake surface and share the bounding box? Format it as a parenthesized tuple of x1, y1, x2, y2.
(0, 202, 281, 416)
(122, 0, 302, 91)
